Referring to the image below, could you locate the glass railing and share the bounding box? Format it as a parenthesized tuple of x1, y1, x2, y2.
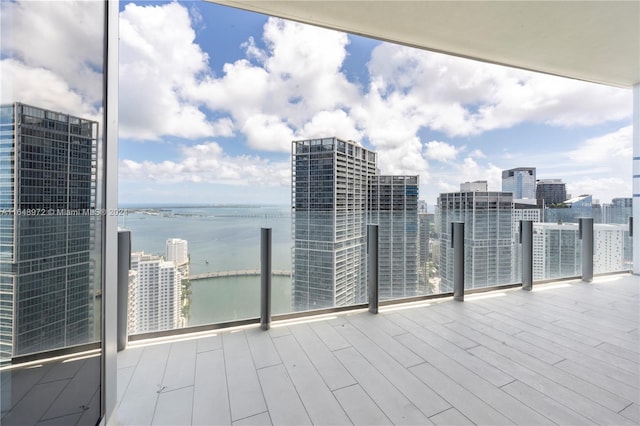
(533, 222, 583, 281)
(121, 206, 293, 333)
(594, 223, 633, 274)
(121, 207, 635, 340)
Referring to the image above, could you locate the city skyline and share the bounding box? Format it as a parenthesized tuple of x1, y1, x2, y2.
(0, 0, 632, 208)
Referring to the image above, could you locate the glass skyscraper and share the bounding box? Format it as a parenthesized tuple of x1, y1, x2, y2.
(536, 178, 567, 206)
(502, 167, 536, 200)
(292, 138, 377, 310)
(0, 103, 98, 360)
(368, 175, 419, 300)
(437, 191, 515, 290)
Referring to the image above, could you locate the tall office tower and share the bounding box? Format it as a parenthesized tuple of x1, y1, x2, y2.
(536, 178, 567, 206)
(502, 167, 536, 200)
(368, 175, 419, 300)
(166, 238, 189, 279)
(130, 252, 182, 333)
(437, 191, 515, 290)
(0, 103, 98, 360)
(292, 138, 377, 310)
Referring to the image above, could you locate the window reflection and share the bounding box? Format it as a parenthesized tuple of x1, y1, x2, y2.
(0, 1, 105, 424)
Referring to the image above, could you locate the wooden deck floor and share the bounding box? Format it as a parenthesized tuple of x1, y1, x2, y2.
(117, 274, 639, 425)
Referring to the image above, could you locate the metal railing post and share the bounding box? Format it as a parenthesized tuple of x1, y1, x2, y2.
(367, 224, 379, 314)
(452, 222, 465, 301)
(117, 230, 131, 352)
(260, 228, 272, 330)
(520, 220, 533, 291)
(579, 218, 594, 282)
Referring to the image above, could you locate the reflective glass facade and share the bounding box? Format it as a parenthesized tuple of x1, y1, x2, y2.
(437, 191, 515, 290)
(292, 138, 376, 310)
(0, 103, 98, 359)
(368, 175, 419, 300)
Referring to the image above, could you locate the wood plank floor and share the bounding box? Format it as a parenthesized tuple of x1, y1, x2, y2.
(117, 274, 639, 425)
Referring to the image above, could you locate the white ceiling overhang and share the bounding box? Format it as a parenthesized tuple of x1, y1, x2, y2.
(205, 0, 640, 88)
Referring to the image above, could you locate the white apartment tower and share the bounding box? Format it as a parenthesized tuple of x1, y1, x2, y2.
(166, 238, 188, 266)
(166, 238, 189, 280)
(130, 252, 181, 333)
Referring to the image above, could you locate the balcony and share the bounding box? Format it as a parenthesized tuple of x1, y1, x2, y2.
(116, 273, 638, 425)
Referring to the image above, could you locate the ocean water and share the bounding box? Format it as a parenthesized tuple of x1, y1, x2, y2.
(118, 205, 293, 326)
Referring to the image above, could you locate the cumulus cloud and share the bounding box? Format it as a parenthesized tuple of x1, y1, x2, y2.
(365, 44, 632, 138)
(0, 0, 103, 115)
(567, 126, 632, 165)
(120, 141, 290, 187)
(424, 141, 461, 163)
(193, 17, 360, 151)
(562, 126, 633, 201)
(119, 2, 232, 139)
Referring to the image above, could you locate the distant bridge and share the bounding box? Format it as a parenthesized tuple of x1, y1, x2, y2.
(190, 270, 291, 280)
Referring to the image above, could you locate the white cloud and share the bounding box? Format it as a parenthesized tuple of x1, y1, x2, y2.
(241, 114, 295, 152)
(423, 141, 461, 163)
(298, 110, 361, 142)
(0, 1, 103, 116)
(376, 136, 429, 178)
(567, 126, 632, 165)
(365, 44, 632, 137)
(0, 59, 100, 122)
(191, 17, 362, 151)
(562, 126, 633, 201)
(120, 141, 290, 187)
(119, 2, 230, 140)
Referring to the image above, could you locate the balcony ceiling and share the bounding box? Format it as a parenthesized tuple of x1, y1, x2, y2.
(206, 0, 640, 88)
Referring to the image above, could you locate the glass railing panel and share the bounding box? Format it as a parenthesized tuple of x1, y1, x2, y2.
(0, 1, 106, 424)
(533, 222, 582, 281)
(593, 223, 632, 274)
(121, 205, 292, 332)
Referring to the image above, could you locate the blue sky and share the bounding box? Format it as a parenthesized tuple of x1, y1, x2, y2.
(1, 1, 633, 207)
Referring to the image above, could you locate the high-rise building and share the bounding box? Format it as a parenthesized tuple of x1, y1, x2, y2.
(130, 252, 182, 333)
(166, 238, 189, 281)
(437, 191, 515, 290)
(292, 138, 377, 310)
(0, 103, 98, 359)
(368, 175, 419, 300)
(502, 167, 536, 200)
(166, 238, 188, 266)
(536, 178, 567, 207)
